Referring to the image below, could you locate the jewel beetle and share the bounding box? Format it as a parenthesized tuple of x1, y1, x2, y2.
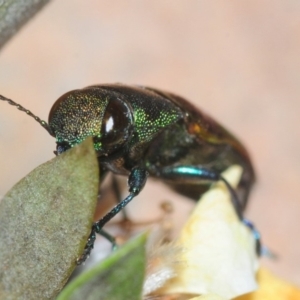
(0, 84, 259, 263)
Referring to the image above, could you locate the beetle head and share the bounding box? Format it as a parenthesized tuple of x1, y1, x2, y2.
(49, 87, 134, 156)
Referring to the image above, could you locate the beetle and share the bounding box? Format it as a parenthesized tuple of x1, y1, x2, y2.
(0, 84, 259, 263)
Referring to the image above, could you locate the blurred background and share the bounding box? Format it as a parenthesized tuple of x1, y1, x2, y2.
(0, 0, 300, 286)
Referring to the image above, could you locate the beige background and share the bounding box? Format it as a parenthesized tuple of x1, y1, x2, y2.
(1, 0, 300, 286)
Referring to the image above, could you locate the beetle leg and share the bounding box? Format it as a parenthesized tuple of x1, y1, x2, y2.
(77, 167, 148, 264)
(159, 165, 261, 255)
(95, 167, 148, 230)
(111, 175, 130, 223)
(76, 227, 116, 265)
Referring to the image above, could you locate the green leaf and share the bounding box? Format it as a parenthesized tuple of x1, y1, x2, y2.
(57, 233, 147, 300)
(0, 137, 99, 300)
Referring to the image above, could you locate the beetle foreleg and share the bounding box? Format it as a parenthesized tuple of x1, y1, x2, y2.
(77, 167, 148, 264)
(95, 167, 148, 229)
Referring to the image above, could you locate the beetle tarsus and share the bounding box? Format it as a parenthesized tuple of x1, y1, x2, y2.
(242, 218, 262, 256)
(76, 226, 117, 265)
(76, 227, 96, 265)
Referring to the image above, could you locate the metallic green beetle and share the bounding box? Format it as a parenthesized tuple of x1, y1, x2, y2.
(0, 84, 258, 263)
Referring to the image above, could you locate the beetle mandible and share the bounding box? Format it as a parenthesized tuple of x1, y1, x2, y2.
(0, 84, 258, 263)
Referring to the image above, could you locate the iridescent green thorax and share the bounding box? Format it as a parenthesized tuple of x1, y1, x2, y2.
(49, 89, 109, 149)
(133, 107, 182, 143)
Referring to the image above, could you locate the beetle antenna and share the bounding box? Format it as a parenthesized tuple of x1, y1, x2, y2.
(0, 94, 54, 136)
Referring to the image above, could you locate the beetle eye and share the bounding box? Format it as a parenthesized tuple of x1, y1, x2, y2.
(100, 97, 133, 154)
(56, 142, 71, 155)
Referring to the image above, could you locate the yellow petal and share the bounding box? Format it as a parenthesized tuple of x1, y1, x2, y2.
(235, 268, 300, 300)
(158, 166, 258, 299)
